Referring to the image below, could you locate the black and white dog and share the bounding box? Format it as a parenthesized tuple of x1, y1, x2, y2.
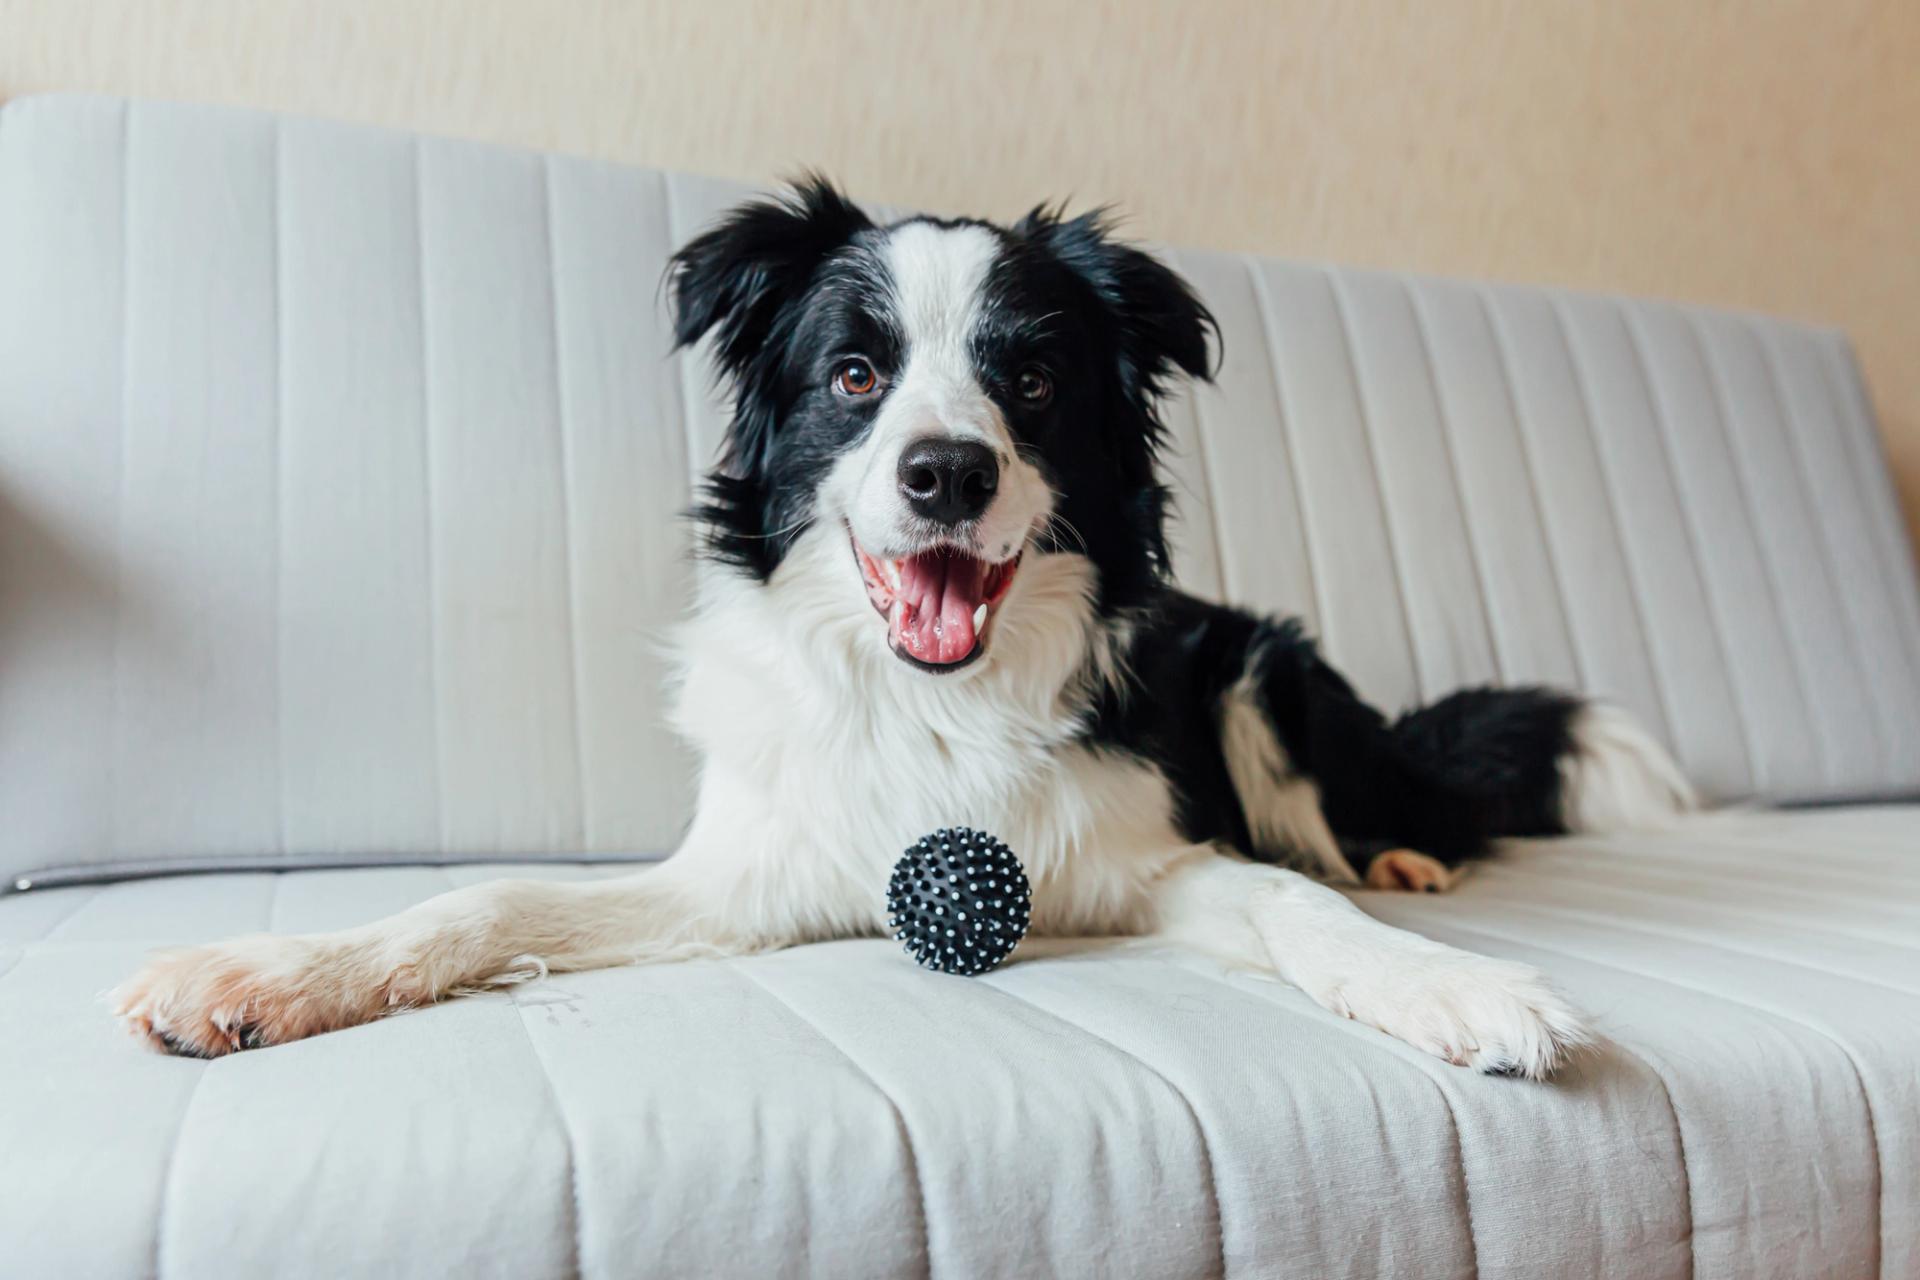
(114, 180, 1693, 1077)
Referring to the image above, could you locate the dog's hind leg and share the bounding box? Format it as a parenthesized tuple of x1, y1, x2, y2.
(1228, 629, 1692, 880)
(1361, 847, 1459, 893)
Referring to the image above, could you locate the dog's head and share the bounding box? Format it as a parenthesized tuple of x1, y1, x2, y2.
(670, 177, 1213, 675)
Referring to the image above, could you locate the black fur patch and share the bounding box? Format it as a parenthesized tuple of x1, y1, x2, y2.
(1087, 592, 1583, 863)
(669, 176, 892, 579)
(979, 205, 1215, 609)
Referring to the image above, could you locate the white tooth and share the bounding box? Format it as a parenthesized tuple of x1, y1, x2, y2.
(886, 560, 901, 590)
(972, 603, 988, 631)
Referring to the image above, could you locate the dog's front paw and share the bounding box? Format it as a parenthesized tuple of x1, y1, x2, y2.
(109, 934, 378, 1057)
(1302, 946, 1590, 1080)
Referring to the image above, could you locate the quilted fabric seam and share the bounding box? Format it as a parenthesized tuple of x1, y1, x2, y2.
(727, 960, 934, 1280)
(151, 1062, 219, 1280)
(1366, 921, 1712, 1280)
(1794, 377, 1920, 791)
(1548, 298, 1686, 753)
(506, 995, 585, 1278)
(1618, 309, 1763, 795)
(108, 97, 133, 864)
(1477, 859, 1920, 966)
(24, 885, 108, 944)
(1682, 313, 1837, 787)
(1425, 1073, 1482, 1280)
(975, 975, 1229, 1279)
(1419, 913, 1883, 1277)
(1474, 286, 1591, 692)
(1436, 886, 1919, 994)
(1512, 838, 1917, 897)
(1403, 280, 1506, 683)
(149, 868, 285, 1279)
(1325, 270, 1427, 704)
(414, 135, 449, 849)
(1207, 937, 1702, 1277)
(264, 869, 286, 932)
(1496, 834, 1920, 902)
(1242, 258, 1327, 632)
(1595, 1046, 1701, 1279)
(1608, 829, 1920, 871)
(1749, 323, 1897, 766)
(1803, 342, 1920, 691)
(1172, 959, 1485, 1278)
(542, 152, 592, 849)
(439, 868, 585, 1278)
(1816, 340, 1920, 652)
(270, 115, 289, 860)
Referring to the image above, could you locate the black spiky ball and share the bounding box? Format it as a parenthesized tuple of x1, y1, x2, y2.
(886, 828, 1031, 975)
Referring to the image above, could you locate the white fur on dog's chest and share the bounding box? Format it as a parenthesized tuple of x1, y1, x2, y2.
(668, 529, 1191, 944)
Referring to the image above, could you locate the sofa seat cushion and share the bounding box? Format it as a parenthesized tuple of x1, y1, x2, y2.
(3, 807, 1915, 1278)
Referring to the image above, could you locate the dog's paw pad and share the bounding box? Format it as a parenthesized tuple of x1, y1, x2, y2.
(1365, 849, 1457, 893)
(109, 936, 353, 1058)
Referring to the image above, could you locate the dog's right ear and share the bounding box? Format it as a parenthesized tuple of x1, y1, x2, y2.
(668, 175, 874, 379)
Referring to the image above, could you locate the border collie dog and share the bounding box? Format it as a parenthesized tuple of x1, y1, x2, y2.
(113, 180, 1693, 1078)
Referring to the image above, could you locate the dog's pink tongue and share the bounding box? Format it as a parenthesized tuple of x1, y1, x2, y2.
(893, 550, 986, 664)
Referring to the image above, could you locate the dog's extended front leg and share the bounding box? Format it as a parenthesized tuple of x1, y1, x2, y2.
(1152, 849, 1590, 1079)
(111, 864, 742, 1058)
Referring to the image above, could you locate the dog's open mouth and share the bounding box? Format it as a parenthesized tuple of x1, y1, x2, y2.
(852, 536, 1021, 671)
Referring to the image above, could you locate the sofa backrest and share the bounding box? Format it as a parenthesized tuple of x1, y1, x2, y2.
(3, 95, 1916, 889)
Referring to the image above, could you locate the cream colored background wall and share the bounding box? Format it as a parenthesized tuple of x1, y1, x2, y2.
(4, 0, 1917, 549)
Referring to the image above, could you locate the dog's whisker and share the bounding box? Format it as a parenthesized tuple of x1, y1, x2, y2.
(727, 515, 816, 541)
(1043, 510, 1090, 556)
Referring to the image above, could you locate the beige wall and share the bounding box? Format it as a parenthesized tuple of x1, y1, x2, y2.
(5, 0, 1917, 551)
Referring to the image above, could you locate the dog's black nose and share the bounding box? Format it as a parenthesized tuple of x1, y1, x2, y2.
(897, 438, 999, 525)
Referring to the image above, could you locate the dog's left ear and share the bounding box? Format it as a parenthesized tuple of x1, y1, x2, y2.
(1018, 206, 1217, 402)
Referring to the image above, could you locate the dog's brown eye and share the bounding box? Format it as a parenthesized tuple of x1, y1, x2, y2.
(1016, 368, 1052, 403)
(835, 358, 879, 396)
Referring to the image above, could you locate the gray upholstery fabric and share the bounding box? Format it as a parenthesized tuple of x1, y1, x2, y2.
(3, 807, 1915, 1278)
(3, 95, 1917, 888)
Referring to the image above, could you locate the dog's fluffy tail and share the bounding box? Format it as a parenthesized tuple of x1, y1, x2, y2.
(1553, 701, 1697, 833)
(1391, 689, 1695, 844)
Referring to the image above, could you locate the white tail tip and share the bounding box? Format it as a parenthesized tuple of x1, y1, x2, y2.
(1559, 704, 1697, 833)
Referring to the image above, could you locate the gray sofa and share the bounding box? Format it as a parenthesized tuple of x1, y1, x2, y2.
(2, 95, 1915, 1278)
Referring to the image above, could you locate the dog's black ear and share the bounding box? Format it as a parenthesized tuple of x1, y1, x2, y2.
(1018, 205, 1217, 401)
(670, 177, 870, 575)
(669, 175, 874, 379)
